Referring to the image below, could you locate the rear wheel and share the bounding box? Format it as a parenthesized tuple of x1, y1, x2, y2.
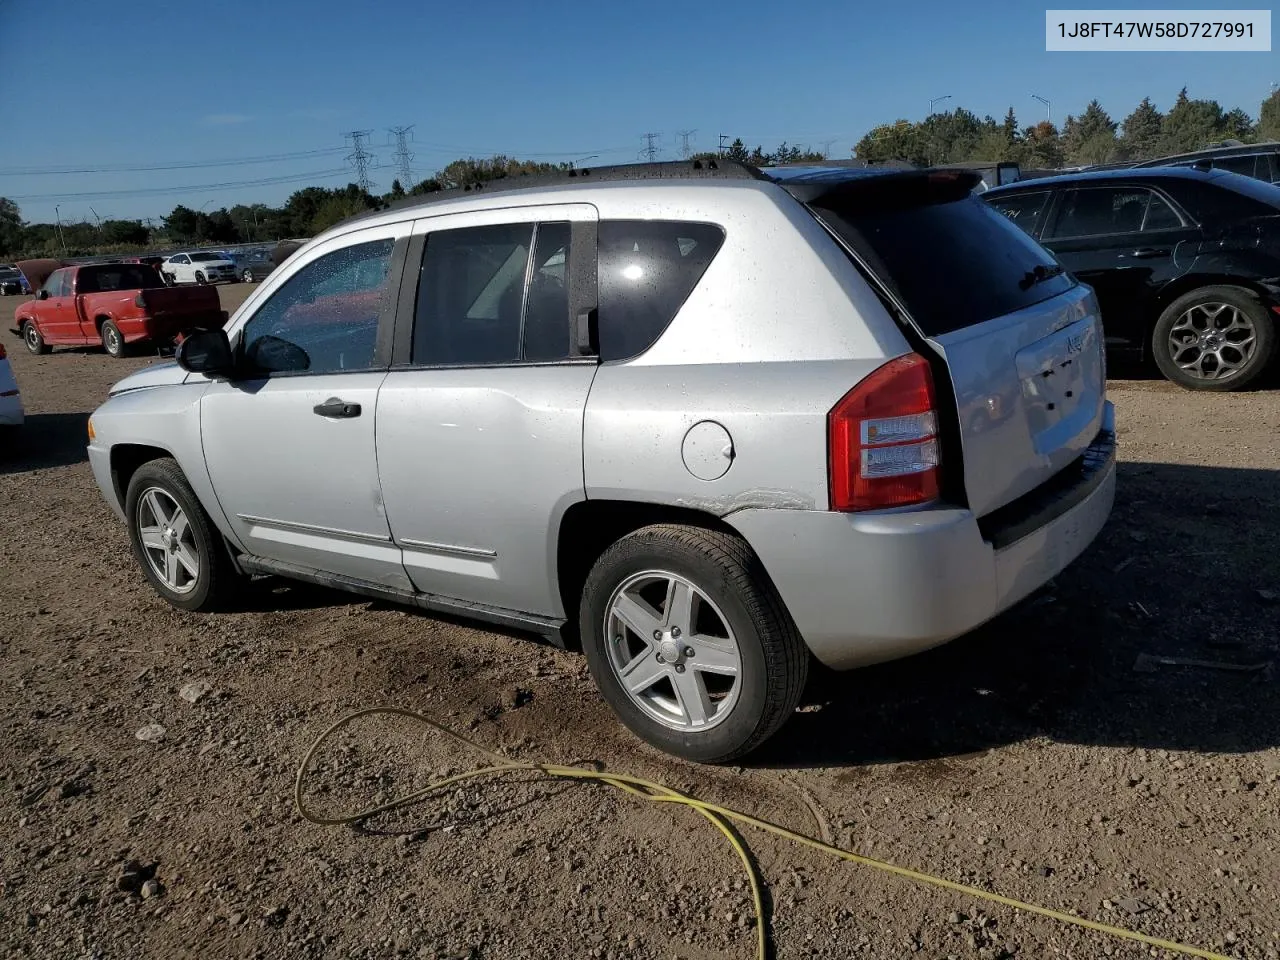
(125, 458, 243, 612)
(1152, 286, 1275, 391)
(162, 272, 174, 287)
(21, 321, 49, 355)
(580, 524, 808, 763)
(101, 320, 126, 358)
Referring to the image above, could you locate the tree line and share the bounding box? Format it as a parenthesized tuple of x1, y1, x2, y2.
(856, 87, 1280, 169)
(3, 91, 1277, 261)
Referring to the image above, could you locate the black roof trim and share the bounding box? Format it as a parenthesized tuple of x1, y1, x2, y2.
(340, 159, 769, 227)
(982, 165, 1224, 194)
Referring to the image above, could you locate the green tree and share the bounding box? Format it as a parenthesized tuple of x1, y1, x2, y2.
(1222, 107, 1254, 141)
(204, 209, 241, 244)
(1020, 121, 1064, 168)
(854, 120, 924, 165)
(1260, 89, 1280, 142)
(0, 197, 23, 257)
(1159, 87, 1227, 154)
(389, 179, 405, 199)
(1119, 97, 1163, 160)
(100, 219, 149, 246)
(1001, 107, 1021, 147)
(1062, 100, 1118, 164)
(725, 138, 750, 163)
(164, 205, 202, 242)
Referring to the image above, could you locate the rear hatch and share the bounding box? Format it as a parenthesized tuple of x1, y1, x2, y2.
(789, 169, 1106, 517)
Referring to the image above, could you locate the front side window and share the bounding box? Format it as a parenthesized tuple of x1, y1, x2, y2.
(1046, 187, 1157, 239)
(173, 255, 189, 265)
(239, 237, 394, 375)
(596, 220, 725, 362)
(987, 191, 1050, 235)
(411, 221, 573, 366)
(45, 269, 70, 297)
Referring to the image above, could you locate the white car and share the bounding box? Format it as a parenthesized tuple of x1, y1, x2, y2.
(160, 252, 238, 285)
(0, 342, 24, 427)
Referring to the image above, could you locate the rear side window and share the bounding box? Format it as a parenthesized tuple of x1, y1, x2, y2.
(987, 191, 1050, 235)
(815, 195, 1073, 336)
(1212, 155, 1259, 178)
(597, 220, 725, 362)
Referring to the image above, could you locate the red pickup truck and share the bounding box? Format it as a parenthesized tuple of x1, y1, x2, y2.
(12, 260, 226, 358)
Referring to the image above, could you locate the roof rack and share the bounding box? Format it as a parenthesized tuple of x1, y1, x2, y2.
(342, 159, 769, 226)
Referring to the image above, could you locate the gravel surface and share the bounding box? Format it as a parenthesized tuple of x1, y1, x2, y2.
(2, 285, 1279, 959)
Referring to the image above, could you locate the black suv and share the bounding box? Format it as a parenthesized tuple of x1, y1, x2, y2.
(984, 167, 1280, 391)
(1131, 142, 1280, 185)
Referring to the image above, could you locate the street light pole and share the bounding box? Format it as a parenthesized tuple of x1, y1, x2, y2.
(1031, 93, 1052, 123)
(928, 94, 952, 116)
(54, 204, 68, 255)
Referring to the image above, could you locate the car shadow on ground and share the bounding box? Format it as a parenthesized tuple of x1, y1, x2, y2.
(0, 413, 90, 475)
(749, 460, 1280, 770)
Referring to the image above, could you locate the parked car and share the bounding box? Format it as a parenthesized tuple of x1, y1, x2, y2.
(984, 167, 1280, 391)
(86, 161, 1115, 762)
(0, 342, 23, 427)
(229, 249, 276, 283)
(1130, 141, 1280, 185)
(12, 262, 226, 358)
(0, 264, 30, 296)
(122, 255, 167, 272)
(161, 252, 238, 285)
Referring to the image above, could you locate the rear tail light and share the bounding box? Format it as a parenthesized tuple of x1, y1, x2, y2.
(0, 343, 6, 360)
(828, 353, 941, 512)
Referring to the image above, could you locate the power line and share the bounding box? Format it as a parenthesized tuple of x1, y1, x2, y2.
(719, 134, 731, 156)
(343, 130, 376, 193)
(0, 146, 348, 177)
(639, 132, 662, 163)
(8, 167, 352, 202)
(676, 130, 697, 159)
(388, 125, 415, 186)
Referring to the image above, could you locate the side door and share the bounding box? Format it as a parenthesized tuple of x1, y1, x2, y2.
(38, 269, 80, 343)
(376, 203, 599, 618)
(1038, 184, 1199, 349)
(198, 222, 415, 588)
(170, 255, 191, 283)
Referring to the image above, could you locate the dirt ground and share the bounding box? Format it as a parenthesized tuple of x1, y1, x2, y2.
(2, 283, 1279, 960)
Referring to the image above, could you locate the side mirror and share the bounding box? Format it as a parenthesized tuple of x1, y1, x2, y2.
(176, 327, 235, 376)
(36, 289, 50, 300)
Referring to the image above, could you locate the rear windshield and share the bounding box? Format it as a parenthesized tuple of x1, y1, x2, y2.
(77, 264, 164, 293)
(813, 194, 1075, 336)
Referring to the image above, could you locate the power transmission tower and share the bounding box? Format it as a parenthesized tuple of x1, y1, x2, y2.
(388, 125, 415, 187)
(819, 138, 838, 158)
(342, 130, 376, 193)
(676, 129, 696, 159)
(639, 132, 661, 163)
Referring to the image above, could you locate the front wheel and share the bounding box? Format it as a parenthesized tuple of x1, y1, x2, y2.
(101, 320, 126, 358)
(194, 271, 206, 285)
(242, 269, 254, 283)
(1152, 286, 1275, 391)
(580, 524, 808, 763)
(22, 321, 49, 355)
(125, 457, 242, 612)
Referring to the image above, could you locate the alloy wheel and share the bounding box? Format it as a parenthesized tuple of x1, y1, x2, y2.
(603, 570, 743, 731)
(1167, 302, 1257, 381)
(136, 487, 200, 594)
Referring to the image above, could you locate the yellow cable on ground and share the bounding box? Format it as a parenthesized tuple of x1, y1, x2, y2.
(294, 707, 1231, 960)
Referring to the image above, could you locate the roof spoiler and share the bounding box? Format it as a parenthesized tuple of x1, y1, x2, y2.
(780, 168, 982, 206)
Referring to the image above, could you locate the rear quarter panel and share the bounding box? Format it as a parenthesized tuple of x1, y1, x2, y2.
(583, 183, 910, 515)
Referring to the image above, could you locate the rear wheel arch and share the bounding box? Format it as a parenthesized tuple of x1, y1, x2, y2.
(1146, 276, 1271, 358)
(555, 500, 740, 649)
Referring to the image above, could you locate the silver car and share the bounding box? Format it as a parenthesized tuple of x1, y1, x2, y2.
(86, 161, 1116, 762)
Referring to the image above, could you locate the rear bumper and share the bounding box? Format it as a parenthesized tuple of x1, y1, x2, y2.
(727, 406, 1117, 670)
(0, 393, 23, 427)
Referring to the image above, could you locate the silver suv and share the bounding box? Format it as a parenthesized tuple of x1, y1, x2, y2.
(87, 161, 1116, 762)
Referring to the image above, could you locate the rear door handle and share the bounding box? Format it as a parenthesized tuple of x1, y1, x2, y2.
(313, 397, 361, 418)
(1123, 247, 1169, 259)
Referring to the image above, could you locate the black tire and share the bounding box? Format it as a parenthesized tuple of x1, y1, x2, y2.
(194, 271, 206, 285)
(100, 320, 126, 358)
(1152, 285, 1276, 392)
(579, 524, 808, 763)
(242, 269, 254, 283)
(124, 457, 242, 612)
(162, 272, 174, 287)
(21, 321, 49, 355)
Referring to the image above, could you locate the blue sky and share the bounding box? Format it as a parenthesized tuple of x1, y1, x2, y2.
(0, 0, 1274, 224)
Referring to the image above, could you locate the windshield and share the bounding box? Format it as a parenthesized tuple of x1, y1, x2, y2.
(189, 253, 225, 262)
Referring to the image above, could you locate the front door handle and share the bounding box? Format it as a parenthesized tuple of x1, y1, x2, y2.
(313, 397, 362, 418)
(1123, 247, 1169, 259)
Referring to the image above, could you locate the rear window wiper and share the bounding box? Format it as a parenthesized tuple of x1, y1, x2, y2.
(1018, 262, 1064, 290)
